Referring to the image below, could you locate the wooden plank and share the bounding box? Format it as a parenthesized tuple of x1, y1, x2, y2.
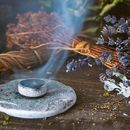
(0, 65, 130, 130)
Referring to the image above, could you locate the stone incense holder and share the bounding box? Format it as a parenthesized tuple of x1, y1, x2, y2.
(0, 79, 77, 119)
(18, 78, 47, 98)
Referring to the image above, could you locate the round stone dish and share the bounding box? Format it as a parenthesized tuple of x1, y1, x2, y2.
(18, 78, 47, 98)
(0, 79, 77, 119)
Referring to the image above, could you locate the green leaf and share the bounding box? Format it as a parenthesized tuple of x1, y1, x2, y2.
(82, 27, 99, 34)
(84, 16, 100, 22)
(88, 5, 102, 11)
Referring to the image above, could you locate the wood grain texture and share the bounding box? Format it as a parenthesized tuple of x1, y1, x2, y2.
(0, 65, 130, 130)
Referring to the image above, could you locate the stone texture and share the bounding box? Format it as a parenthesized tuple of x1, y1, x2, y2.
(0, 79, 76, 119)
(18, 79, 47, 98)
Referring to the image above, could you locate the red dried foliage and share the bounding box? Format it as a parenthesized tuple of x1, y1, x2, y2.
(6, 12, 74, 49)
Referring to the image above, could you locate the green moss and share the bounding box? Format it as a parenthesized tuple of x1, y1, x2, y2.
(2, 114, 10, 126)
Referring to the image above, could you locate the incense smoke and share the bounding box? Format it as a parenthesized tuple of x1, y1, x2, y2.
(12, 0, 92, 79)
(35, 0, 92, 78)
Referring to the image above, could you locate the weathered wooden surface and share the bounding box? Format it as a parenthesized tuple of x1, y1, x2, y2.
(0, 65, 130, 130)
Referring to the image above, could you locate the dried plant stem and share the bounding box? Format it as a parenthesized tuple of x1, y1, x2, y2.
(32, 39, 122, 69)
(0, 38, 122, 72)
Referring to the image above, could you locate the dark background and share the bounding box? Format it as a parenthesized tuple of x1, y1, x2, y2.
(0, 0, 130, 52)
(0, 0, 40, 52)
